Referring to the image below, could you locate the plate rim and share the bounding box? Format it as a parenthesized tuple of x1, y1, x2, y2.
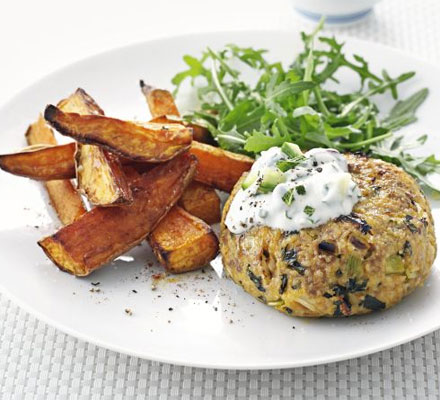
(0, 29, 438, 370)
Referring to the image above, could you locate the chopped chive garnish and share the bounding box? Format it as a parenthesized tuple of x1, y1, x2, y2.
(276, 156, 305, 172)
(304, 205, 315, 216)
(296, 185, 306, 195)
(282, 189, 295, 206)
(277, 161, 294, 172)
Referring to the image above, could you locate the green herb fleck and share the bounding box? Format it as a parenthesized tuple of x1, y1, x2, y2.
(276, 155, 305, 172)
(296, 185, 306, 195)
(282, 189, 295, 206)
(304, 205, 315, 216)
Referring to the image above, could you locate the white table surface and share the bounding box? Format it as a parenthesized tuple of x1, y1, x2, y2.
(0, 0, 440, 398)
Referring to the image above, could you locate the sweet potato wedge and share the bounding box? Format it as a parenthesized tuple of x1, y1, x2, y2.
(188, 124, 214, 145)
(9, 134, 252, 193)
(140, 81, 180, 118)
(44, 105, 192, 162)
(44, 180, 87, 225)
(178, 181, 221, 224)
(0, 143, 76, 180)
(189, 141, 253, 192)
(75, 145, 133, 206)
(57, 88, 104, 116)
(140, 81, 213, 144)
(120, 167, 219, 272)
(21, 140, 252, 194)
(14, 118, 252, 194)
(57, 89, 132, 206)
(25, 114, 59, 147)
(38, 153, 197, 276)
(149, 115, 213, 145)
(148, 206, 219, 273)
(25, 115, 86, 225)
(0, 144, 156, 181)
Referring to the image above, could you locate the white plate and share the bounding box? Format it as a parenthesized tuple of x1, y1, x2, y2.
(0, 31, 439, 370)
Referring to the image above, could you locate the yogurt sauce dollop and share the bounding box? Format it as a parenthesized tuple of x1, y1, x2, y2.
(225, 146, 362, 234)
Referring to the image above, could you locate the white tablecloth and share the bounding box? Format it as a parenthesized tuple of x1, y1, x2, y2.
(0, 0, 439, 398)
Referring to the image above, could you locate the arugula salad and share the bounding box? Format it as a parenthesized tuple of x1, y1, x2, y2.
(172, 21, 440, 194)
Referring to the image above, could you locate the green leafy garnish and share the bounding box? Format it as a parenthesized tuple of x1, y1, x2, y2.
(276, 156, 305, 172)
(282, 189, 295, 206)
(172, 23, 439, 194)
(304, 205, 315, 217)
(296, 185, 306, 195)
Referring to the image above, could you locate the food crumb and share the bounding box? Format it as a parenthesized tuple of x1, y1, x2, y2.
(89, 288, 100, 293)
(125, 308, 133, 316)
(229, 319, 234, 324)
